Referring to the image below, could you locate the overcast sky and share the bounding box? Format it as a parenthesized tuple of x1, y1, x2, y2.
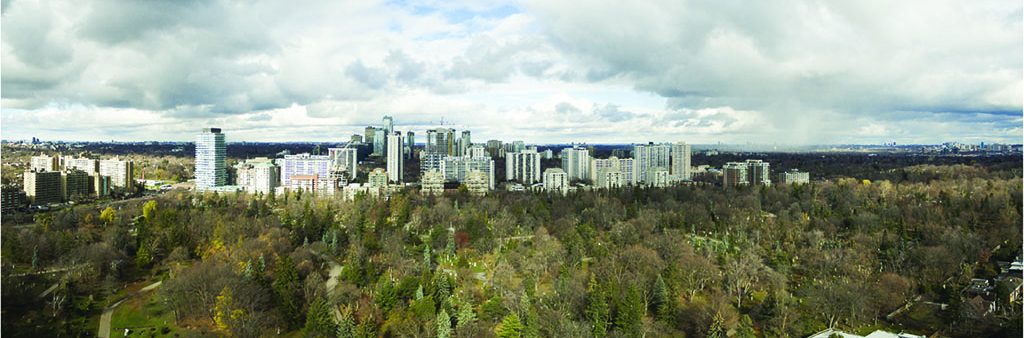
(2, 0, 1021, 144)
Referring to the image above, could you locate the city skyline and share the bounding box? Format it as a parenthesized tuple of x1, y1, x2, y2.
(2, 0, 1021, 144)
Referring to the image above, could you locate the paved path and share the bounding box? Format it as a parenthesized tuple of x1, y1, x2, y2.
(37, 283, 59, 299)
(97, 281, 162, 338)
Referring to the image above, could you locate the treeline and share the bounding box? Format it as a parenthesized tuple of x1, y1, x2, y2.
(2, 164, 1021, 337)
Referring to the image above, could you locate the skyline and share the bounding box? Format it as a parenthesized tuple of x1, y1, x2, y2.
(2, 0, 1022, 144)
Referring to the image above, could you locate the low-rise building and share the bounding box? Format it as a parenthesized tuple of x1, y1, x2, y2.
(421, 171, 445, 196)
(235, 157, 280, 194)
(779, 169, 810, 184)
(464, 170, 489, 196)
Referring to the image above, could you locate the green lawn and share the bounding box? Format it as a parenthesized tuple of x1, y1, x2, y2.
(108, 292, 179, 337)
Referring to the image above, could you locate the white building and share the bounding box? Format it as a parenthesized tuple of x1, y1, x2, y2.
(506, 149, 542, 185)
(591, 156, 635, 187)
(464, 170, 489, 196)
(671, 142, 692, 181)
(421, 170, 445, 196)
(779, 169, 809, 184)
(368, 168, 389, 188)
(467, 144, 488, 158)
(63, 157, 99, 175)
(440, 156, 495, 189)
(647, 167, 671, 188)
(99, 158, 135, 192)
(30, 155, 59, 172)
(278, 153, 332, 189)
(327, 147, 358, 180)
(234, 157, 279, 194)
(387, 132, 404, 183)
(286, 174, 340, 196)
(633, 143, 672, 184)
(723, 162, 749, 187)
(195, 128, 227, 191)
(560, 146, 590, 182)
(543, 168, 569, 194)
(457, 130, 472, 157)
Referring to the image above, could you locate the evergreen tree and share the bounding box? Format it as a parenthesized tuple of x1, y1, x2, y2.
(456, 299, 476, 334)
(273, 255, 302, 327)
(374, 275, 397, 312)
(495, 313, 523, 338)
(585, 275, 610, 338)
(615, 283, 643, 337)
(337, 306, 355, 338)
(446, 229, 456, 256)
(304, 298, 335, 337)
(521, 291, 540, 338)
(652, 274, 672, 321)
(735, 314, 757, 338)
(437, 308, 452, 338)
(707, 311, 726, 338)
(135, 242, 152, 268)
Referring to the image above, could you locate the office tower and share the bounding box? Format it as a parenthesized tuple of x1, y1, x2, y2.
(350, 135, 363, 144)
(1, 185, 27, 214)
(506, 149, 542, 185)
(364, 126, 376, 144)
(30, 155, 59, 172)
(746, 159, 771, 186)
(779, 169, 810, 185)
(467, 145, 488, 158)
(406, 131, 415, 159)
(723, 162, 749, 187)
(372, 127, 385, 156)
(93, 173, 111, 197)
(387, 132, 405, 183)
(440, 156, 495, 189)
(423, 127, 455, 174)
(234, 157, 280, 194)
(543, 168, 569, 194)
(368, 168, 389, 188)
(327, 147, 359, 180)
(457, 130, 471, 156)
(671, 142, 692, 181)
(63, 156, 99, 175)
(591, 156, 635, 187)
(464, 170, 489, 196)
(383, 116, 394, 135)
(61, 169, 91, 200)
(560, 146, 590, 181)
(541, 149, 553, 159)
(195, 128, 227, 191)
(511, 141, 525, 153)
(633, 143, 672, 183)
(647, 167, 671, 188)
(421, 171, 444, 196)
(99, 158, 135, 192)
(485, 140, 502, 158)
(278, 153, 332, 188)
(23, 170, 62, 205)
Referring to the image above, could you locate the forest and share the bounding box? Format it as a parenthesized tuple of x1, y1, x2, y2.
(2, 162, 1022, 337)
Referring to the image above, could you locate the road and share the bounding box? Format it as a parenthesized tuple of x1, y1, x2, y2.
(97, 281, 162, 338)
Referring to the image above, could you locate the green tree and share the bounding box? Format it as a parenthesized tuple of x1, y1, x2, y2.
(615, 283, 643, 337)
(99, 206, 116, 225)
(374, 276, 397, 312)
(495, 313, 523, 338)
(707, 311, 726, 338)
(337, 306, 355, 338)
(735, 314, 756, 338)
(456, 299, 476, 335)
(585, 275, 610, 338)
(521, 291, 540, 338)
(135, 242, 152, 268)
(142, 200, 157, 223)
(273, 255, 302, 328)
(437, 308, 452, 338)
(652, 274, 672, 321)
(305, 298, 335, 337)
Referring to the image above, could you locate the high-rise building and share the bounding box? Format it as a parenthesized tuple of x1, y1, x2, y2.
(387, 132, 405, 183)
(278, 153, 332, 188)
(560, 146, 590, 181)
(591, 156, 635, 187)
(364, 126, 376, 144)
(23, 170, 62, 205)
(543, 168, 569, 194)
(92, 173, 110, 197)
(368, 168, 389, 188)
(506, 149, 542, 185)
(195, 128, 227, 191)
(30, 155, 59, 172)
(746, 159, 771, 186)
(671, 142, 692, 181)
(350, 134, 364, 144)
(464, 170, 489, 196)
(633, 143, 671, 184)
(440, 156, 495, 189)
(234, 157, 280, 194)
(779, 169, 810, 185)
(723, 162, 749, 187)
(327, 147, 358, 180)
(63, 156, 99, 175)
(467, 145, 488, 158)
(1, 185, 27, 214)
(406, 131, 415, 159)
(372, 127, 386, 156)
(647, 167, 671, 188)
(485, 140, 503, 158)
(457, 130, 472, 156)
(423, 127, 456, 174)
(99, 158, 135, 192)
(61, 169, 92, 200)
(421, 171, 444, 196)
(383, 116, 394, 135)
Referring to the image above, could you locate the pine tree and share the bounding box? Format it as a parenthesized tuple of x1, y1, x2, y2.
(374, 275, 397, 312)
(615, 283, 643, 337)
(585, 275, 610, 338)
(456, 299, 476, 334)
(495, 313, 523, 338)
(337, 306, 355, 338)
(707, 311, 726, 338)
(437, 308, 452, 338)
(652, 274, 671, 321)
(273, 255, 302, 328)
(735, 314, 757, 338)
(521, 291, 540, 338)
(446, 229, 456, 256)
(423, 245, 432, 270)
(304, 298, 335, 337)
(135, 242, 152, 268)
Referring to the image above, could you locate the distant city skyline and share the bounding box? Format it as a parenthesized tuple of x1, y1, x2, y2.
(2, 1, 1021, 144)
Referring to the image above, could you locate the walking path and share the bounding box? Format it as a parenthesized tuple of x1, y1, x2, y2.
(97, 281, 162, 338)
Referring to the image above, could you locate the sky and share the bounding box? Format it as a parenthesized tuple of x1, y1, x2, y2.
(1, 0, 1021, 145)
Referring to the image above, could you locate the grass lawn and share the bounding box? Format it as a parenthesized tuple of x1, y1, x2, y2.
(107, 291, 211, 337)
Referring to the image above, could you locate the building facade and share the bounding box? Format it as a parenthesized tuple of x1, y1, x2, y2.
(61, 169, 92, 200)
(195, 128, 227, 191)
(560, 146, 590, 181)
(31, 155, 59, 172)
(421, 171, 445, 196)
(63, 157, 99, 175)
(746, 159, 771, 186)
(591, 156, 635, 187)
(278, 154, 332, 188)
(633, 143, 672, 184)
(387, 132, 405, 183)
(464, 170, 489, 196)
(723, 162, 749, 187)
(235, 157, 280, 194)
(543, 168, 569, 194)
(99, 158, 135, 192)
(779, 169, 809, 184)
(506, 149, 542, 185)
(23, 170, 62, 205)
(440, 156, 495, 189)
(327, 147, 359, 180)
(671, 142, 692, 181)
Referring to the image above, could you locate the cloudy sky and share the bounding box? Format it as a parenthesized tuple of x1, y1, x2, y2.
(2, 0, 1021, 144)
